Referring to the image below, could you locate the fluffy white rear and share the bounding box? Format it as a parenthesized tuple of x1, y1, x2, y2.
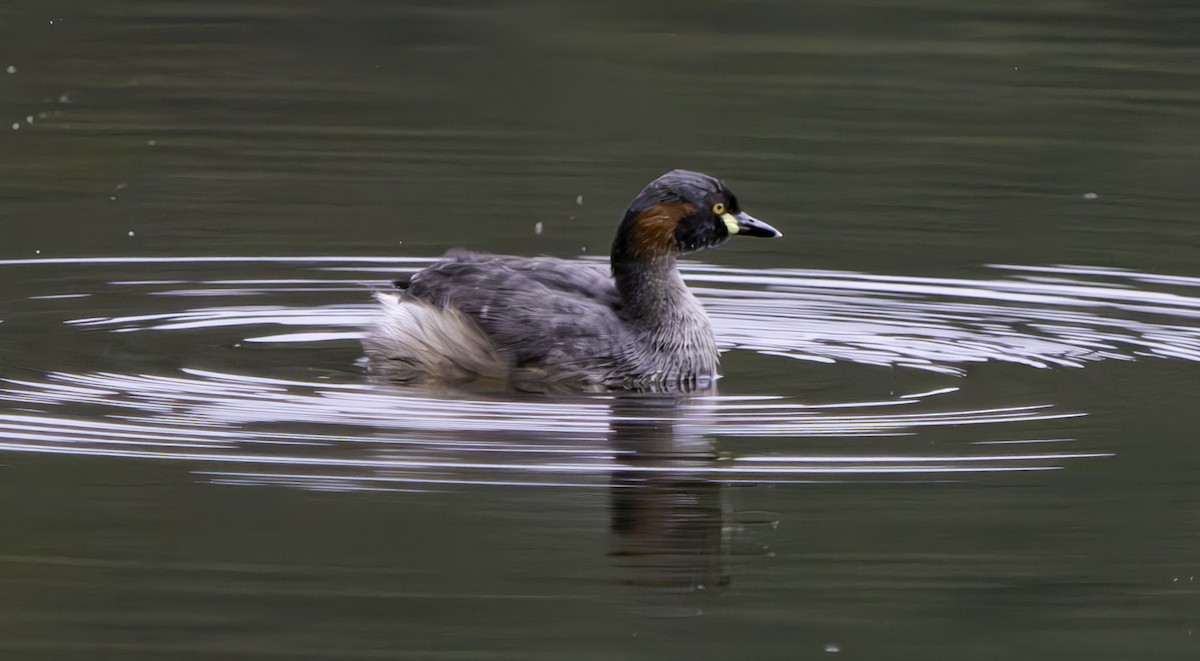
(363, 292, 508, 383)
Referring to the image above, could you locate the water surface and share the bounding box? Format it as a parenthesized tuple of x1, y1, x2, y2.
(1, 1, 1199, 659)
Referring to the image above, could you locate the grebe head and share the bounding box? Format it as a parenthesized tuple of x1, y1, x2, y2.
(613, 169, 781, 261)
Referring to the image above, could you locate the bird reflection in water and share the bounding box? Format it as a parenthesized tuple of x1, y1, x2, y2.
(606, 394, 746, 610)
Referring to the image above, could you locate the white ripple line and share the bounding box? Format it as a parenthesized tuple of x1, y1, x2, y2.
(0, 256, 431, 266)
(0, 441, 1108, 474)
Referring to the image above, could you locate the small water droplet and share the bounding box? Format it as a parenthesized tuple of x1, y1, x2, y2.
(25, 115, 33, 124)
(580, 246, 587, 253)
(825, 643, 841, 653)
(575, 195, 584, 206)
(147, 139, 157, 146)
(1082, 192, 1098, 200)
(5, 65, 15, 74)
(34, 249, 41, 255)
(127, 230, 135, 237)
(534, 222, 543, 235)
(11, 123, 19, 130)
(58, 94, 71, 104)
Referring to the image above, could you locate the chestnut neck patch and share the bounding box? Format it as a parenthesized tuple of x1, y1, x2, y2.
(624, 202, 696, 259)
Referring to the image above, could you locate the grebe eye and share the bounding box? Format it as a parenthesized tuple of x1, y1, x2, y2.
(712, 202, 727, 215)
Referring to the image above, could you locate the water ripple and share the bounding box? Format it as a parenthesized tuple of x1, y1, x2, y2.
(3, 255, 1197, 491)
(0, 367, 1097, 491)
(35, 257, 1200, 375)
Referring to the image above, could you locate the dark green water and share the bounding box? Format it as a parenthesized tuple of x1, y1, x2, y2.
(1, 2, 1199, 659)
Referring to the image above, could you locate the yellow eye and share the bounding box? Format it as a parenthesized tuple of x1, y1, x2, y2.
(712, 202, 727, 215)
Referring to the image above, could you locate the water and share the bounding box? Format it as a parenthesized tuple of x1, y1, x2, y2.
(2, 2, 1199, 659)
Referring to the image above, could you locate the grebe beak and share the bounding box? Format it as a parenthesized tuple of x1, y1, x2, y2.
(723, 211, 782, 238)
